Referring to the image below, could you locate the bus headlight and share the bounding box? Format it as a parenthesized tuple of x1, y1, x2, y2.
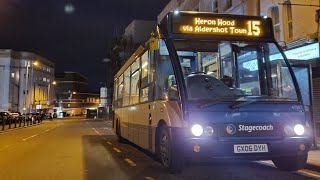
(191, 124, 203, 137)
(294, 124, 305, 136)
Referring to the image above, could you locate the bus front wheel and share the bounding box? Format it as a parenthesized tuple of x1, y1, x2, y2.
(158, 125, 184, 174)
(272, 154, 308, 171)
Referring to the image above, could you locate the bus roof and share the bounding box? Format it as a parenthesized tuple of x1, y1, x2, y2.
(114, 45, 146, 80)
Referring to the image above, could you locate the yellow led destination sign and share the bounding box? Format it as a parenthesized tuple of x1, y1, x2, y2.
(171, 13, 273, 38)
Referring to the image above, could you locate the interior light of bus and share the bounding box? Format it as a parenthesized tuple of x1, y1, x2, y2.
(191, 124, 203, 137)
(142, 62, 148, 68)
(263, 16, 268, 19)
(294, 124, 305, 136)
(128, 106, 137, 111)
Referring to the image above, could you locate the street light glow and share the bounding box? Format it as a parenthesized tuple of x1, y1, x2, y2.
(33, 61, 39, 66)
(52, 81, 57, 85)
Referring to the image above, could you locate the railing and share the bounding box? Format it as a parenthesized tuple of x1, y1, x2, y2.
(1, 115, 44, 131)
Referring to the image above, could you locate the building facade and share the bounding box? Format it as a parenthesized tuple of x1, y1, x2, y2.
(158, 0, 320, 136)
(54, 72, 100, 116)
(124, 20, 157, 44)
(0, 49, 55, 113)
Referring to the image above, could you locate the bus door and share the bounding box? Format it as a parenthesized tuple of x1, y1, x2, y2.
(132, 50, 154, 150)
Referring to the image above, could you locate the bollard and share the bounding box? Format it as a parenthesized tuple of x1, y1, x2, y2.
(1, 117, 4, 131)
(14, 118, 17, 128)
(8, 118, 11, 129)
(19, 117, 22, 127)
(23, 117, 26, 126)
(27, 118, 29, 126)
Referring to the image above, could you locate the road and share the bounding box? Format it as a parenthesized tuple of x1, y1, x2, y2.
(0, 117, 319, 180)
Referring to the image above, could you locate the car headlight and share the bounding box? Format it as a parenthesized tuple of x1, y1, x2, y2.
(294, 124, 305, 136)
(191, 124, 203, 137)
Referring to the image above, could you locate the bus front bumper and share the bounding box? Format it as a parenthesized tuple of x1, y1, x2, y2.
(176, 137, 312, 160)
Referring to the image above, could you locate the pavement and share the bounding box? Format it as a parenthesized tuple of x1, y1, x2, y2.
(307, 138, 320, 171)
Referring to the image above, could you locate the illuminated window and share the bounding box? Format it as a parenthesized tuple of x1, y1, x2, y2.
(122, 68, 130, 106)
(130, 59, 140, 105)
(43, 77, 46, 82)
(284, 1, 293, 39)
(213, 0, 218, 13)
(269, 6, 280, 41)
(11, 73, 15, 78)
(226, 0, 232, 10)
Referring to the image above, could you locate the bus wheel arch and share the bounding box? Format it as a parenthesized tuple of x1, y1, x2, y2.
(156, 120, 184, 174)
(116, 118, 125, 143)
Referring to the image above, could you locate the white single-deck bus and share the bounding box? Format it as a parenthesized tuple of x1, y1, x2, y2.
(112, 11, 311, 173)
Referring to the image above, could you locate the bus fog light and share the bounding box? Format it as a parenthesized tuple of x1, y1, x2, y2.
(294, 124, 305, 136)
(299, 144, 306, 151)
(205, 126, 214, 136)
(194, 145, 200, 152)
(191, 124, 203, 137)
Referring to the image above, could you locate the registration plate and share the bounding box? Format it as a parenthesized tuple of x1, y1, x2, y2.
(234, 144, 268, 153)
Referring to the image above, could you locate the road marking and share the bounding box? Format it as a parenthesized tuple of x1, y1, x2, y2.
(22, 134, 38, 141)
(145, 177, 155, 180)
(0, 145, 11, 151)
(298, 169, 320, 178)
(258, 161, 320, 178)
(92, 128, 101, 135)
(124, 158, 137, 167)
(40, 129, 50, 134)
(107, 142, 112, 145)
(113, 148, 121, 153)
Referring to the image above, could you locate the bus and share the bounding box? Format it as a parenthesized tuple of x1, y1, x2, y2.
(112, 11, 312, 173)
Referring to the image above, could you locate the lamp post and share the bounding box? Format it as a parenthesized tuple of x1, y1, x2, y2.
(31, 61, 38, 111)
(23, 61, 30, 118)
(102, 58, 111, 118)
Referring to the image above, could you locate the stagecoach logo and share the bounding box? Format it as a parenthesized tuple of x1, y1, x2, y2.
(226, 124, 236, 135)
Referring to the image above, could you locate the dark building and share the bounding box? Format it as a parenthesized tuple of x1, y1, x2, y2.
(54, 72, 99, 117)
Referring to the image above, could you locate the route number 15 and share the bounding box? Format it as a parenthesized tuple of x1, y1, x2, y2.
(247, 21, 261, 36)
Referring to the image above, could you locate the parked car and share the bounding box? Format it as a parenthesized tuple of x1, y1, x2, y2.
(31, 113, 41, 124)
(0, 112, 10, 124)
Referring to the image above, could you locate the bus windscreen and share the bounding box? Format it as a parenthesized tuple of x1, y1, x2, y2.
(170, 13, 273, 39)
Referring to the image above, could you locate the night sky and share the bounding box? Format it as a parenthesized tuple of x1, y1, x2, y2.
(0, 0, 170, 92)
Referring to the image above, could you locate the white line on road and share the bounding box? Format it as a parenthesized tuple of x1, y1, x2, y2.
(107, 141, 112, 145)
(113, 148, 121, 153)
(124, 158, 137, 167)
(40, 129, 50, 134)
(22, 134, 38, 141)
(92, 128, 101, 135)
(0, 145, 11, 151)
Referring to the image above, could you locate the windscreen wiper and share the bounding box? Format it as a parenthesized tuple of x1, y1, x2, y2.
(229, 99, 256, 109)
(200, 95, 245, 109)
